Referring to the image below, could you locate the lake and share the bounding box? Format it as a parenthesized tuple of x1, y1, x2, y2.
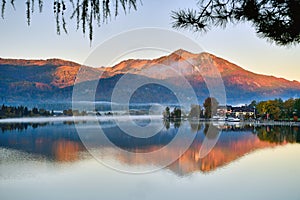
(0, 117, 300, 200)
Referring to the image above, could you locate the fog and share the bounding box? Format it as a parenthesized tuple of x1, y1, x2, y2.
(0, 115, 162, 123)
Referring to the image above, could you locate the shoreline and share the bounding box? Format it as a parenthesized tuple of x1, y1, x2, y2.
(0, 115, 299, 126)
(186, 118, 300, 127)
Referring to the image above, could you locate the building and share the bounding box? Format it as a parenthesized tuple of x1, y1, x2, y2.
(229, 106, 255, 119)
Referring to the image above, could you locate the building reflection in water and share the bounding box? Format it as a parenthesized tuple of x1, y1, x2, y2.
(0, 120, 299, 176)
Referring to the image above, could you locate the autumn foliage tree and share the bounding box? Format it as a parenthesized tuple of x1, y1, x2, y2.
(256, 98, 300, 121)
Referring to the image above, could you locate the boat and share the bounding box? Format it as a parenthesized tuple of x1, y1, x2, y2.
(226, 117, 241, 122)
(212, 116, 226, 121)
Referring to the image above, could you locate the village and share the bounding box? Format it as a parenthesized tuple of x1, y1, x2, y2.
(163, 97, 300, 123)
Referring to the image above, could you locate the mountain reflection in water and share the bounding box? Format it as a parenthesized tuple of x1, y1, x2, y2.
(0, 120, 299, 176)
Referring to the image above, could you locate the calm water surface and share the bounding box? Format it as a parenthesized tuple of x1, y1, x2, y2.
(0, 118, 300, 200)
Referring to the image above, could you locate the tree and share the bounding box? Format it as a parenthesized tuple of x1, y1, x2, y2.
(266, 100, 281, 120)
(32, 107, 39, 114)
(203, 97, 219, 118)
(189, 104, 201, 118)
(249, 100, 257, 108)
(257, 99, 283, 120)
(1, 0, 138, 43)
(171, 0, 300, 46)
(256, 100, 267, 118)
(283, 98, 295, 119)
(24, 107, 29, 116)
(63, 109, 73, 116)
(172, 107, 182, 119)
(294, 98, 300, 117)
(163, 106, 170, 119)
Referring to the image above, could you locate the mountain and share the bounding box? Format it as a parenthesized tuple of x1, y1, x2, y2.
(101, 49, 300, 102)
(0, 50, 299, 105)
(0, 58, 104, 103)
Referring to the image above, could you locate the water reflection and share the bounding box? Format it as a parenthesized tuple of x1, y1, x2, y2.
(163, 119, 182, 130)
(0, 120, 299, 176)
(0, 122, 49, 132)
(257, 126, 300, 144)
(0, 123, 86, 162)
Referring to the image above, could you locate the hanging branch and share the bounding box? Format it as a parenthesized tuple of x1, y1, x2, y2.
(114, 0, 118, 17)
(62, 1, 68, 33)
(38, 0, 42, 12)
(1, 0, 139, 43)
(1, 0, 6, 19)
(10, 0, 15, 10)
(31, 0, 34, 13)
(26, 0, 30, 25)
(89, 5, 93, 43)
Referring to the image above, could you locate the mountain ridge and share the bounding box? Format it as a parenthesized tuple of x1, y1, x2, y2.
(1, 51, 299, 83)
(0, 50, 299, 104)
(0, 57, 82, 67)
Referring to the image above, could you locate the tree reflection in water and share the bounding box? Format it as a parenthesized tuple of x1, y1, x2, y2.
(163, 118, 182, 130)
(0, 122, 49, 132)
(0, 121, 299, 176)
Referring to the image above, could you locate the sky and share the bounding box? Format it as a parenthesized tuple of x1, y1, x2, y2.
(0, 0, 299, 81)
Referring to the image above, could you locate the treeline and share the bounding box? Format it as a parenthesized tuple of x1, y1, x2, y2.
(255, 98, 300, 121)
(163, 97, 300, 121)
(0, 105, 89, 119)
(163, 97, 219, 119)
(0, 105, 52, 119)
(163, 97, 220, 119)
